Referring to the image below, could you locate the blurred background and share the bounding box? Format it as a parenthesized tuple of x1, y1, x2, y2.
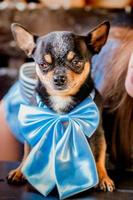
(0, 0, 133, 99)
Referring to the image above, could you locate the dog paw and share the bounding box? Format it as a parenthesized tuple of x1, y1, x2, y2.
(99, 175, 115, 192)
(7, 168, 26, 184)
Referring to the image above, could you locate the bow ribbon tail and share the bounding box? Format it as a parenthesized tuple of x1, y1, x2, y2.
(21, 120, 62, 196)
(55, 121, 98, 199)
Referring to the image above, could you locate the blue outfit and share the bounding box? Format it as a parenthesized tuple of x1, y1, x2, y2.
(3, 62, 37, 142)
(4, 82, 26, 142)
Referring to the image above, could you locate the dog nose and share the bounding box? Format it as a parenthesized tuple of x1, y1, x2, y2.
(53, 74, 67, 86)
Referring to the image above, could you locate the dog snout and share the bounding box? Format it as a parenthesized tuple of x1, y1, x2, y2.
(53, 74, 67, 86)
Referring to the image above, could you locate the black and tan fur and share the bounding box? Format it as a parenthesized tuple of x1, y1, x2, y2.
(7, 21, 115, 192)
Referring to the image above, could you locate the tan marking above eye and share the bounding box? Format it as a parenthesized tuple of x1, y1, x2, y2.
(67, 51, 75, 61)
(44, 54, 52, 64)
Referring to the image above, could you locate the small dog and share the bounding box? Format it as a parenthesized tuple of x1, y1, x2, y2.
(7, 21, 115, 192)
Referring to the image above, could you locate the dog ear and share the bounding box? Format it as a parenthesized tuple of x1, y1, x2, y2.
(11, 23, 36, 57)
(85, 21, 110, 54)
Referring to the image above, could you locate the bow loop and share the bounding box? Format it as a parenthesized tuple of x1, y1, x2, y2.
(19, 95, 99, 199)
(18, 105, 58, 146)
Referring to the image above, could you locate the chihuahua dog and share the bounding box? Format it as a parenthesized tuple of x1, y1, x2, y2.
(7, 21, 115, 192)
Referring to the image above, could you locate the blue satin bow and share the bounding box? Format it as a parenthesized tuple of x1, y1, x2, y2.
(18, 95, 99, 199)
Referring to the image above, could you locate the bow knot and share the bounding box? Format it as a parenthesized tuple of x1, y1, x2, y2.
(58, 114, 69, 122)
(19, 95, 99, 199)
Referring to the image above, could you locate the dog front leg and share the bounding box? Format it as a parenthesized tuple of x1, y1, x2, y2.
(90, 121, 115, 192)
(7, 141, 30, 184)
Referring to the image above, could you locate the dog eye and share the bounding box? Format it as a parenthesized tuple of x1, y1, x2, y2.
(39, 62, 50, 72)
(72, 58, 82, 66)
(39, 63, 47, 68)
(72, 60, 77, 65)
(76, 62, 83, 68)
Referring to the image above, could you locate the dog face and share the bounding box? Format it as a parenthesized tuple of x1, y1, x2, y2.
(35, 32, 92, 96)
(11, 22, 110, 96)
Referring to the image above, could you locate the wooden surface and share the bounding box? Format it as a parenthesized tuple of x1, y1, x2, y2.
(0, 161, 133, 199)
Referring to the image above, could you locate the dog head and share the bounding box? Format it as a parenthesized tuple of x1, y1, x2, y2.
(11, 21, 110, 97)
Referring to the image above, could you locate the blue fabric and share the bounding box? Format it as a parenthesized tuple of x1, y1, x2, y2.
(3, 82, 27, 142)
(19, 95, 99, 199)
(92, 39, 120, 92)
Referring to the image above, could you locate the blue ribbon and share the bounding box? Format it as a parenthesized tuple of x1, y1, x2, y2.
(18, 95, 99, 199)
